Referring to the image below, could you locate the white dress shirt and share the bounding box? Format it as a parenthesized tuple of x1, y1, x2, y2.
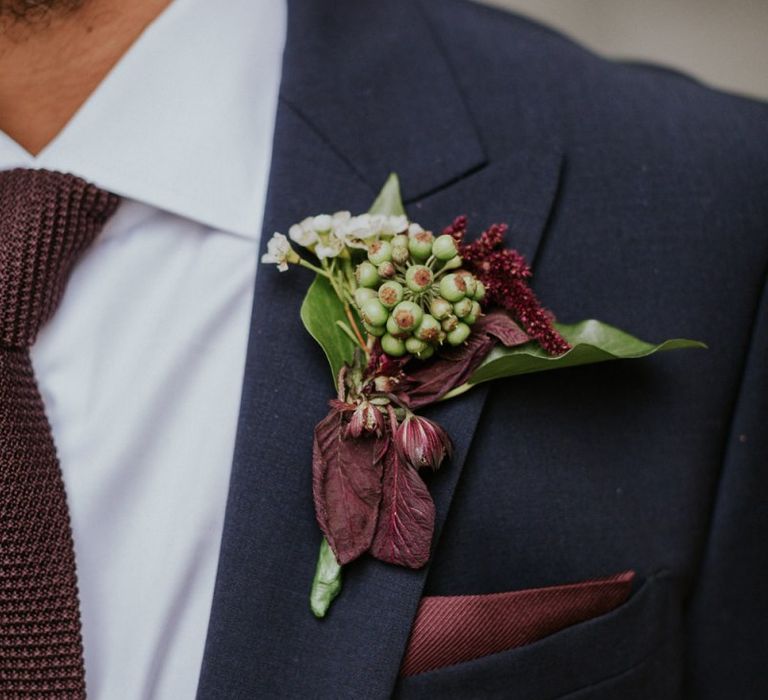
(0, 0, 286, 697)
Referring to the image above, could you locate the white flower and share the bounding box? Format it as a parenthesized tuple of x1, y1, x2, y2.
(289, 216, 318, 248)
(261, 232, 295, 272)
(315, 233, 345, 259)
(408, 222, 424, 236)
(382, 215, 409, 236)
(313, 214, 333, 232)
(332, 210, 352, 228)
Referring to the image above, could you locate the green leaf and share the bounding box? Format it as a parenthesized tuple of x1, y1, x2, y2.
(467, 319, 706, 387)
(300, 275, 356, 383)
(368, 173, 406, 217)
(310, 538, 343, 618)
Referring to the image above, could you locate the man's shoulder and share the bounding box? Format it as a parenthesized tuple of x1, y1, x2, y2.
(418, 1, 767, 142)
(418, 0, 768, 205)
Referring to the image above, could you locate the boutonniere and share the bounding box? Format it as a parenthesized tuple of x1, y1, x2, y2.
(262, 175, 704, 617)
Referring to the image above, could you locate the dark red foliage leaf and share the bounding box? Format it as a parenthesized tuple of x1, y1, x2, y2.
(400, 310, 528, 409)
(370, 446, 435, 569)
(474, 310, 530, 347)
(400, 332, 495, 409)
(312, 407, 387, 565)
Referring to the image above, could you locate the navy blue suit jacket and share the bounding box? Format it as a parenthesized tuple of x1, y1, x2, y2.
(195, 1, 768, 697)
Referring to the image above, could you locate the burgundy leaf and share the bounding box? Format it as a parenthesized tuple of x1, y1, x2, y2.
(370, 446, 435, 569)
(401, 333, 495, 409)
(312, 408, 387, 565)
(475, 310, 530, 347)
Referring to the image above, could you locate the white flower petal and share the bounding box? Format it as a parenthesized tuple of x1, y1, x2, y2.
(289, 223, 318, 247)
(313, 214, 333, 232)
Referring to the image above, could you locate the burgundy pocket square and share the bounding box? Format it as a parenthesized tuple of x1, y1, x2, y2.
(401, 570, 636, 676)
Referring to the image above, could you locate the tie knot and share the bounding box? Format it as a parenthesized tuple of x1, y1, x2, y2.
(0, 169, 119, 348)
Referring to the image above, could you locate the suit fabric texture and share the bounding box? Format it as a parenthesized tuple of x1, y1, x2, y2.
(194, 1, 768, 698)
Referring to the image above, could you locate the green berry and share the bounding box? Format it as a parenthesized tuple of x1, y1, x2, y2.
(408, 231, 434, 261)
(447, 322, 471, 346)
(356, 261, 380, 288)
(386, 314, 408, 338)
(391, 234, 408, 248)
(361, 298, 388, 327)
(414, 314, 441, 343)
(432, 234, 458, 261)
(441, 315, 459, 332)
(430, 297, 452, 320)
(463, 301, 482, 325)
(405, 265, 433, 293)
(473, 280, 486, 301)
(354, 287, 378, 307)
(364, 322, 386, 337)
(453, 297, 473, 319)
(378, 261, 396, 279)
(440, 255, 463, 272)
(391, 246, 410, 265)
(414, 344, 435, 360)
(439, 273, 467, 302)
(378, 281, 404, 309)
(381, 333, 406, 357)
(367, 240, 392, 265)
(405, 337, 428, 355)
(456, 271, 477, 298)
(392, 301, 423, 332)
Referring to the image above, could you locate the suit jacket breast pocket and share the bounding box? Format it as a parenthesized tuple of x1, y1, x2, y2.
(394, 571, 682, 700)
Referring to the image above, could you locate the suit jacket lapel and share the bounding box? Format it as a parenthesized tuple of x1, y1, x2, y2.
(197, 2, 563, 697)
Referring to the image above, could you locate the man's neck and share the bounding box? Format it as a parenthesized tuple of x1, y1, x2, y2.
(0, 0, 172, 155)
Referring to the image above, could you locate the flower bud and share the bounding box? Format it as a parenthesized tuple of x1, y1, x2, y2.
(373, 375, 395, 393)
(395, 414, 453, 471)
(347, 401, 384, 438)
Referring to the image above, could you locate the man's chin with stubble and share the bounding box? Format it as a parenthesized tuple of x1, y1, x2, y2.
(0, 0, 84, 26)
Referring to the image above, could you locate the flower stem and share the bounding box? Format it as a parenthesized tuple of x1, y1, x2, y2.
(345, 305, 368, 350)
(336, 320, 362, 347)
(298, 258, 331, 278)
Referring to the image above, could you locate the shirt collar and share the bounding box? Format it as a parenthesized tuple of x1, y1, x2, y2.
(0, 0, 287, 240)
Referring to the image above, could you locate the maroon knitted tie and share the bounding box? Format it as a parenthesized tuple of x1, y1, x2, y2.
(0, 169, 119, 698)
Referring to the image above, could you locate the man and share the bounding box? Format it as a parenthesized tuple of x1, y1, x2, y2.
(0, 0, 765, 698)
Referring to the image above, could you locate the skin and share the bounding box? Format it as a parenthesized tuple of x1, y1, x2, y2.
(0, 0, 172, 154)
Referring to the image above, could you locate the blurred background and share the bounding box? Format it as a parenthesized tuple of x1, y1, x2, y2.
(477, 0, 768, 100)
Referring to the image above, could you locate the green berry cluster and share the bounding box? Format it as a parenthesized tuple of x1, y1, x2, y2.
(353, 230, 485, 358)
